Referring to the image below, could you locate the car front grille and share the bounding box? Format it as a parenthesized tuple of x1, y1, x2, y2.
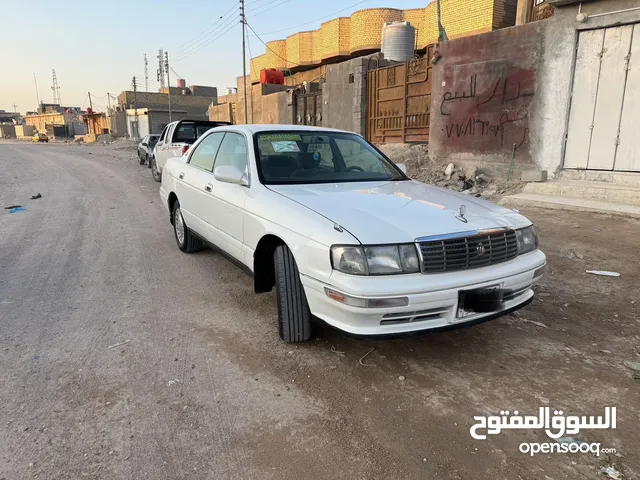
(419, 229, 518, 273)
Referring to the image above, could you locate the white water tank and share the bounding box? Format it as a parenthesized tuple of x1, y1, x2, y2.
(381, 21, 416, 63)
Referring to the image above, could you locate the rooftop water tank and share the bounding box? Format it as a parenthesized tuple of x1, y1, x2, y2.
(381, 21, 416, 63)
(176, 78, 186, 89)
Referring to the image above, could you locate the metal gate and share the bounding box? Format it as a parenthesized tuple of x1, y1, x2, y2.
(564, 24, 640, 171)
(294, 90, 323, 126)
(366, 51, 433, 144)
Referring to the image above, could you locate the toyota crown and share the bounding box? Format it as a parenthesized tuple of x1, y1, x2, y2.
(159, 125, 546, 343)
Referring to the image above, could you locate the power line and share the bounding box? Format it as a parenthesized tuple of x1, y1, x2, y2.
(176, 2, 238, 54)
(247, 0, 290, 18)
(245, 21, 300, 66)
(173, 17, 240, 62)
(253, 0, 369, 35)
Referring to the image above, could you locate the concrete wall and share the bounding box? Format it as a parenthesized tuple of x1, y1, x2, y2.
(118, 91, 213, 119)
(208, 103, 234, 123)
(429, 22, 541, 165)
(533, 0, 640, 175)
(15, 125, 36, 138)
(323, 56, 370, 135)
(0, 124, 16, 138)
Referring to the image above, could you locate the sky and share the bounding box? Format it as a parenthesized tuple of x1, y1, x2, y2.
(1, 0, 428, 114)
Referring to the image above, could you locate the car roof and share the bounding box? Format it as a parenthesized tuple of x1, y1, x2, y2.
(224, 124, 357, 135)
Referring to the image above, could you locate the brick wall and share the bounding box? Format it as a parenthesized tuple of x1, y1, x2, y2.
(247, 3, 513, 81)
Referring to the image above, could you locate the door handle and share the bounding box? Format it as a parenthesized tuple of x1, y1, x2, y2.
(204, 183, 213, 192)
(178, 172, 184, 180)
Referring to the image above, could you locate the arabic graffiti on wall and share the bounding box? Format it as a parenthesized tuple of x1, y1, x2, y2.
(437, 67, 535, 155)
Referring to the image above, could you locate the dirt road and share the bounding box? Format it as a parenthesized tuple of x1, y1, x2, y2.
(0, 141, 638, 480)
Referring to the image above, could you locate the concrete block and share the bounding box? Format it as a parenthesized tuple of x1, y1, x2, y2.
(521, 170, 548, 182)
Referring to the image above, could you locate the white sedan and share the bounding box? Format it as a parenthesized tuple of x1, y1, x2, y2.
(160, 125, 546, 343)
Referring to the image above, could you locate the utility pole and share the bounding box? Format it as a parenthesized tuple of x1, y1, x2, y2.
(436, 0, 448, 42)
(132, 77, 139, 140)
(165, 51, 172, 122)
(144, 54, 149, 92)
(88, 92, 93, 111)
(157, 49, 165, 89)
(33, 73, 40, 109)
(12, 103, 17, 113)
(240, 0, 248, 124)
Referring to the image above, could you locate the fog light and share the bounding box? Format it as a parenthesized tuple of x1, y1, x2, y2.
(324, 288, 409, 308)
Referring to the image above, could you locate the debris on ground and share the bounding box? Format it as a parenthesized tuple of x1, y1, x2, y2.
(586, 270, 621, 277)
(96, 134, 117, 144)
(358, 347, 376, 367)
(519, 319, 548, 328)
(4, 205, 22, 210)
(8, 206, 25, 214)
(556, 437, 585, 445)
(623, 361, 640, 372)
(107, 340, 131, 349)
(561, 249, 584, 260)
(379, 143, 523, 201)
(398, 375, 406, 381)
(30, 193, 42, 200)
(601, 465, 622, 479)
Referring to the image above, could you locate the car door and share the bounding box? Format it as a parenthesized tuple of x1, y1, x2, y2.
(204, 132, 250, 264)
(154, 125, 170, 168)
(175, 132, 225, 243)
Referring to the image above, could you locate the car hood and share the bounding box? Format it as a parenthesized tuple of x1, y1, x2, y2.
(268, 180, 531, 244)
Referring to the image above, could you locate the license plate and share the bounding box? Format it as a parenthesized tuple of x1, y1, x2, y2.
(457, 285, 504, 319)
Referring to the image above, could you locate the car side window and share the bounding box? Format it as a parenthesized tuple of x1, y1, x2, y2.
(158, 126, 169, 144)
(188, 132, 225, 171)
(214, 133, 248, 172)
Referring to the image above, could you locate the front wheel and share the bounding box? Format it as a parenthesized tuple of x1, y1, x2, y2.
(147, 154, 153, 169)
(138, 152, 145, 165)
(151, 157, 161, 182)
(274, 245, 312, 343)
(172, 201, 202, 253)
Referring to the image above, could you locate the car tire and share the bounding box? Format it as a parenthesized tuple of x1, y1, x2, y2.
(147, 155, 153, 169)
(138, 151, 145, 165)
(172, 201, 202, 253)
(274, 245, 312, 343)
(151, 157, 161, 182)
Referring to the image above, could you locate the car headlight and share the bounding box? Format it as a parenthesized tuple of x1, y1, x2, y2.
(331, 244, 420, 275)
(516, 225, 538, 254)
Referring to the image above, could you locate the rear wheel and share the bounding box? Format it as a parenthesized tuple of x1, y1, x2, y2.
(274, 245, 312, 343)
(147, 154, 153, 169)
(172, 201, 202, 253)
(138, 151, 145, 165)
(151, 157, 161, 182)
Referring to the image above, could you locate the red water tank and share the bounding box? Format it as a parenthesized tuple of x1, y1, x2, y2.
(86, 107, 93, 115)
(177, 78, 186, 89)
(260, 68, 285, 85)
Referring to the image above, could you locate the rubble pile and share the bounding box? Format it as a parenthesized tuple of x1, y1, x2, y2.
(379, 143, 522, 201)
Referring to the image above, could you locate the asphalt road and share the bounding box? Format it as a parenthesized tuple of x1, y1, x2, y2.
(0, 141, 638, 480)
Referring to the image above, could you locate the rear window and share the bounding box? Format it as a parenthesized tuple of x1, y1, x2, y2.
(171, 122, 228, 144)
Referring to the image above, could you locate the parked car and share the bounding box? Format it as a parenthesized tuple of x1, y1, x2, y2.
(32, 133, 49, 143)
(151, 119, 231, 182)
(159, 125, 546, 343)
(138, 134, 159, 166)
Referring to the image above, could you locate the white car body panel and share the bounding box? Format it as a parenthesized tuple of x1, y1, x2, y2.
(160, 124, 546, 336)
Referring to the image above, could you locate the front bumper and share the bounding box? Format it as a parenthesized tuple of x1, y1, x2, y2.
(301, 250, 545, 336)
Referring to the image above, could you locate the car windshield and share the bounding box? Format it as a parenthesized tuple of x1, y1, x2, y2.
(254, 131, 407, 185)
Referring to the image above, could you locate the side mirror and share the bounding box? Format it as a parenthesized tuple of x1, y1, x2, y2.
(141, 142, 148, 147)
(396, 163, 407, 174)
(214, 165, 249, 186)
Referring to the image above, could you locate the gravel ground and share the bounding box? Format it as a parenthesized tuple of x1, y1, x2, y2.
(0, 140, 638, 480)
